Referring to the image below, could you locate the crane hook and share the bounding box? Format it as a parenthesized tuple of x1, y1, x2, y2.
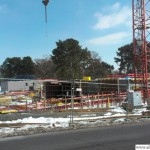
(42, 0, 49, 6)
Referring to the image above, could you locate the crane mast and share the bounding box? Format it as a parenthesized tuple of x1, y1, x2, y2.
(132, 0, 150, 104)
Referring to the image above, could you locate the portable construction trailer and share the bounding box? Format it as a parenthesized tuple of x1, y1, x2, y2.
(1, 80, 41, 92)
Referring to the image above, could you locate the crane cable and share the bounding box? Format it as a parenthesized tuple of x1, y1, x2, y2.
(42, 0, 49, 37)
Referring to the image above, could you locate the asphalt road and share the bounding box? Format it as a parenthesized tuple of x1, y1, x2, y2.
(0, 121, 150, 150)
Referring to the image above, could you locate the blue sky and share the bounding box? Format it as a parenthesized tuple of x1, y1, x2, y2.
(0, 0, 132, 69)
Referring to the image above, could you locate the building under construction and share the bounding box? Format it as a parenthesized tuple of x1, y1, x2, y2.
(44, 78, 131, 99)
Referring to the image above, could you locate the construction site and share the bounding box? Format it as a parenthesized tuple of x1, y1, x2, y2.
(1, 2, 150, 145)
(0, 0, 150, 124)
(0, 74, 148, 115)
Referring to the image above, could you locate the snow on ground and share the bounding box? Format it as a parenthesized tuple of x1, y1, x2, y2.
(0, 117, 70, 125)
(110, 106, 126, 113)
(132, 107, 147, 115)
(113, 118, 126, 122)
(104, 112, 112, 116)
(0, 106, 149, 137)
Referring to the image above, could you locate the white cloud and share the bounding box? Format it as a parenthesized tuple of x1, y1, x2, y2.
(93, 2, 131, 30)
(0, 4, 7, 13)
(111, 2, 120, 11)
(87, 32, 129, 45)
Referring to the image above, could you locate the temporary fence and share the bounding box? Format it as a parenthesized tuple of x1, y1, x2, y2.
(5, 92, 126, 113)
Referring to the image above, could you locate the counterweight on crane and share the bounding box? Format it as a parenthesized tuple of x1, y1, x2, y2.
(132, 0, 150, 104)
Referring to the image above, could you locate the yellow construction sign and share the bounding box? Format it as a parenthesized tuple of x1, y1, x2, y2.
(83, 76, 91, 81)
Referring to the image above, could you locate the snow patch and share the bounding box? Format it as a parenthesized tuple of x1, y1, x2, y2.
(114, 118, 125, 122)
(104, 112, 112, 116)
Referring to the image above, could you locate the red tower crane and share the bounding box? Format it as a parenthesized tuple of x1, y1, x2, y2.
(132, 0, 150, 103)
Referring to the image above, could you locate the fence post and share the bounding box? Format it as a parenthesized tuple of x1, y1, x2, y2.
(65, 96, 67, 110)
(97, 93, 99, 109)
(101, 92, 103, 108)
(36, 100, 38, 111)
(107, 97, 110, 108)
(81, 95, 83, 110)
(111, 92, 113, 107)
(26, 99, 28, 112)
(92, 95, 94, 109)
(44, 99, 46, 111)
(87, 94, 90, 108)
(50, 99, 52, 111)
(94, 95, 96, 109)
